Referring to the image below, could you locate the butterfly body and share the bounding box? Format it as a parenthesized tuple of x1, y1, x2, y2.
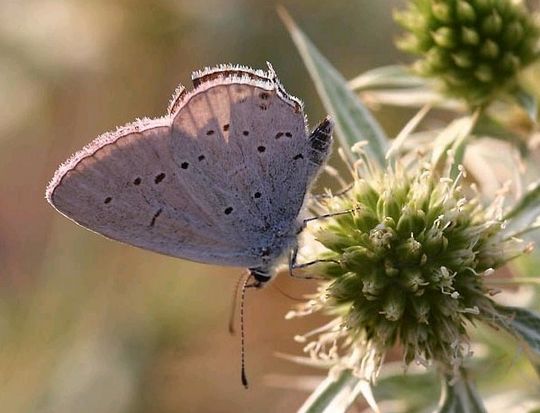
(46, 63, 333, 286)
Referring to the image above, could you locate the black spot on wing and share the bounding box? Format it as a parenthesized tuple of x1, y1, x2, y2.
(154, 173, 166, 184)
(150, 208, 163, 227)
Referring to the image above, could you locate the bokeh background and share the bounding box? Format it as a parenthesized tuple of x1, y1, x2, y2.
(5, 1, 540, 412)
(0, 1, 404, 412)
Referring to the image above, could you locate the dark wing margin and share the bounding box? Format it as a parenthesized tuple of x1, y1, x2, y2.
(306, 116, 334, 180)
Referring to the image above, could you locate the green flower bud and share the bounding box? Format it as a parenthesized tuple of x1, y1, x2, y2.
(482, 12, 503, 36)
(424, 223, 448, 255)
(503, 21, 524, 47)
(475, 64, 494, 82)
(432, 2, 452, 23)
(378, 190, 402, 221)
(396, 236, 423, 265)
(396, 206, 426, 236)
(402, 268, 429, 295)
(382, 289, 406, 321)
(369, 223, 396, 253)
(316, 230, 352, 252)
(452, 50, 475, 68)
(328, 273, 362, 303)
(353, 180, 379, 209)
(352, 206, 379, 233)
(411, 296, 431, 323)
(395, 0, 540, 105)
(375, 319, 399, 345)
(501, 52, 520, 72)
(362, 270, 388, 300)
(341, 246, 376, 271)
(432, 27, 457, 48)
(425, 47, 451, 71)
(384, 258, 400, 277)
(474, 0, 491, 14)
(457, 1, 476, 23)
(462, 26, 480, 45)
(480, 39, 499, 59)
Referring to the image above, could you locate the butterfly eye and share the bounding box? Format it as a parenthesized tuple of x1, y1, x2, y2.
(103, 196, 112, 204)
(223, 124, 230, 132)
(133, 177, 142, 185)
(224, 207, 233, 215)
(198, 155, 205, 161)
(257, 146, 266, 153)
(260, 247, 270, 256)
(285, 132, 292, 137)
(243, 130, 249, 136)
(181, 162, 189, 170)
(253, 192, 261, 199)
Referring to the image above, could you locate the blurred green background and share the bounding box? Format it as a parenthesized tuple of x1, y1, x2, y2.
(0, 1, 404, 412)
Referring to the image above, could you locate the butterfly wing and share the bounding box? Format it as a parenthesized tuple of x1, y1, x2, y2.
(46, 64, 332, 267)
(173, 65, 331, 239)
(47, 116, 265, 267)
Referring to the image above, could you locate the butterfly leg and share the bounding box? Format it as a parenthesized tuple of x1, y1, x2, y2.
(304, 207, 359, 225)
(287, 246, 339, 280)
(311, 182, 355, 201)
(286, 207, 357, 280)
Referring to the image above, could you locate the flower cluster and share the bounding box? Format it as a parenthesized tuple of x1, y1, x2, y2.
(289, 161, 527, 378)
(395, 0, 540, 106)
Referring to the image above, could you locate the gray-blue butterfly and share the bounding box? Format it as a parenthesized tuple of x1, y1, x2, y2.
(46, 63, 333, 287)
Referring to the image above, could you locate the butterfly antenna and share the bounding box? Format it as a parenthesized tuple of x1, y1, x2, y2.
(228, 271, 247, 335)
(240, 274, 251, 389)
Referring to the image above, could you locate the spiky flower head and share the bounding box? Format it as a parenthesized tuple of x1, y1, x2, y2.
(289, 160, 529, 379)
(395, 0, 540, 106)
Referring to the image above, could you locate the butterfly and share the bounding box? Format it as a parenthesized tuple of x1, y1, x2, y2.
(46, 63, 333, 288)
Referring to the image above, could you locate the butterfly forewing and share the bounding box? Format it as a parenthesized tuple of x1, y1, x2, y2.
(47, 64, 329, 268)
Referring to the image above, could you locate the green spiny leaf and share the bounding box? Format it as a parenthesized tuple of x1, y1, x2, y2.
(297, 369, 379, 413)
(494, 305, 540, 365)
(373, 366, 439, 412)
(431, 111, 479, 169)
(348, 65, 426, 91)
(512, 86, 538, 124)
(473, 113, 528, 155)
(437, 374, 487, 413)
(449, 135, 468, 180)
(279, 7, 388, 166)
(503, 180, 540, 234)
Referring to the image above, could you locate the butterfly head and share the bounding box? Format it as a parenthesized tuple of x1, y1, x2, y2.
(248, 267, 273, 288)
